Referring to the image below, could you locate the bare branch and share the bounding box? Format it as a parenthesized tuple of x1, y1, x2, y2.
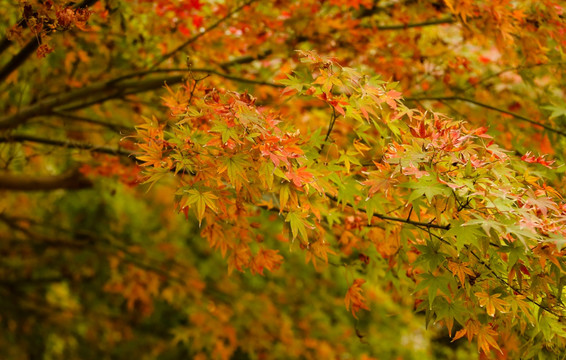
(0, 167, 92, 191)
(0, 134, 134, 158)
(50, 111, 133, 133)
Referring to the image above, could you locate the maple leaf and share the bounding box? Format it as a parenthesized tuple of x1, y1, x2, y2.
(384, 89, 402, 109)
(251, 248, 283, 275)
(352, 139, 371, 155)
(452, 319, 479, 343)
(180, 189, 218, 225)
(227, 244, 252, 275)
(285, 211, 314, 242)
(476, 324, 502, 354)
(452, 319, 502, 354)
(345, 278, 370, 319)
(521, 152, 555, 168)
(285, 166, 314, 187)
(447, 260, 475, 285)
(218, 154, 250, 190)
(305, 239, 337, 270)
(475, 292, 509, 317)
(542, 104, 566, 120)
(414, 273, 452, 308)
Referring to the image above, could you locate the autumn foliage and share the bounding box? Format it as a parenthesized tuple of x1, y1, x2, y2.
(1, 0, 566, 359)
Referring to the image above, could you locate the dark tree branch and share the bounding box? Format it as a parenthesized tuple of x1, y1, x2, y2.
(0, 277, 66, 287)
(0, 0, 100, 83)
(50, 111, 133, 133)
(108, 67, 283, 88)
(0, 134, 134, 157)
(327, 195, 451, 230)
(0, 75, 182, 130)
(0, 69, 281, 130)
(0, 167, 92, 191)
(319, 108, 337, 154)
(0, 38, 41, 83)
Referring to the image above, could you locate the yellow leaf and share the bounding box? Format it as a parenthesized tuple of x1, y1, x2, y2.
(353, 139, 371, 155)
(475, 292, 509, 317)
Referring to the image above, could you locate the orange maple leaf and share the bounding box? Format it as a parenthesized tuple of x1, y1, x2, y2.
(475, 292, 509, 317)
(448, 261, 475, 285)
(345, 278, 370, 319)
(251, 248, 283, 275)
(477, 323, 502, 354)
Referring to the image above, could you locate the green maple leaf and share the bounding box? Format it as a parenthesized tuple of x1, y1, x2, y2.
(414, 273, 452, 309)
(445, 220, 484, 252)
(434, 297, 467, 335)
(210, 121, 240, 143)
(404, 175, 451, 203)
(363, 194, 385, 224)
(220, 154, 249, 187)
(415, 240, 447, 271)
(499, 242, 528, 269)
(542, 104, 566, 120)
(181, 189, 218, 225)
(285, 211, 313, 242)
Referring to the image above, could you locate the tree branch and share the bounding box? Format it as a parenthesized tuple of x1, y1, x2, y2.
(327, 195, 451, 230)
(0, 75, 183, 130)
(108, 67, 283, 88)
(0, 134, 134, 157)
(319, 108, 337, 154)
(406, 96, 566, 137)
(0, 0, 100, 83)
(418, 225, 566, 319)
(0, 38, 41, 83)
(370, 17, 456, 30)
(50, 111, 133, 133)
(0, 167, 92, 191)
(0, 69, 281, 130)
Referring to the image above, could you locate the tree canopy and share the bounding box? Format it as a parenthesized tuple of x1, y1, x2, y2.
(1, 0, 566, 359)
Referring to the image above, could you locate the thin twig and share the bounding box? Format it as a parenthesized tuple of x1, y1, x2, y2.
(367, 17, 456, 30)
(319, 108, 337, 154)
(151, 0, 257, 68)
(407, 96, 566, 137)
(414, 224, 566, 319)
(327, 194, 451, 230)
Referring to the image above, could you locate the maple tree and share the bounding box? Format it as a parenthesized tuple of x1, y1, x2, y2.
(1, 0, 566, 359)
